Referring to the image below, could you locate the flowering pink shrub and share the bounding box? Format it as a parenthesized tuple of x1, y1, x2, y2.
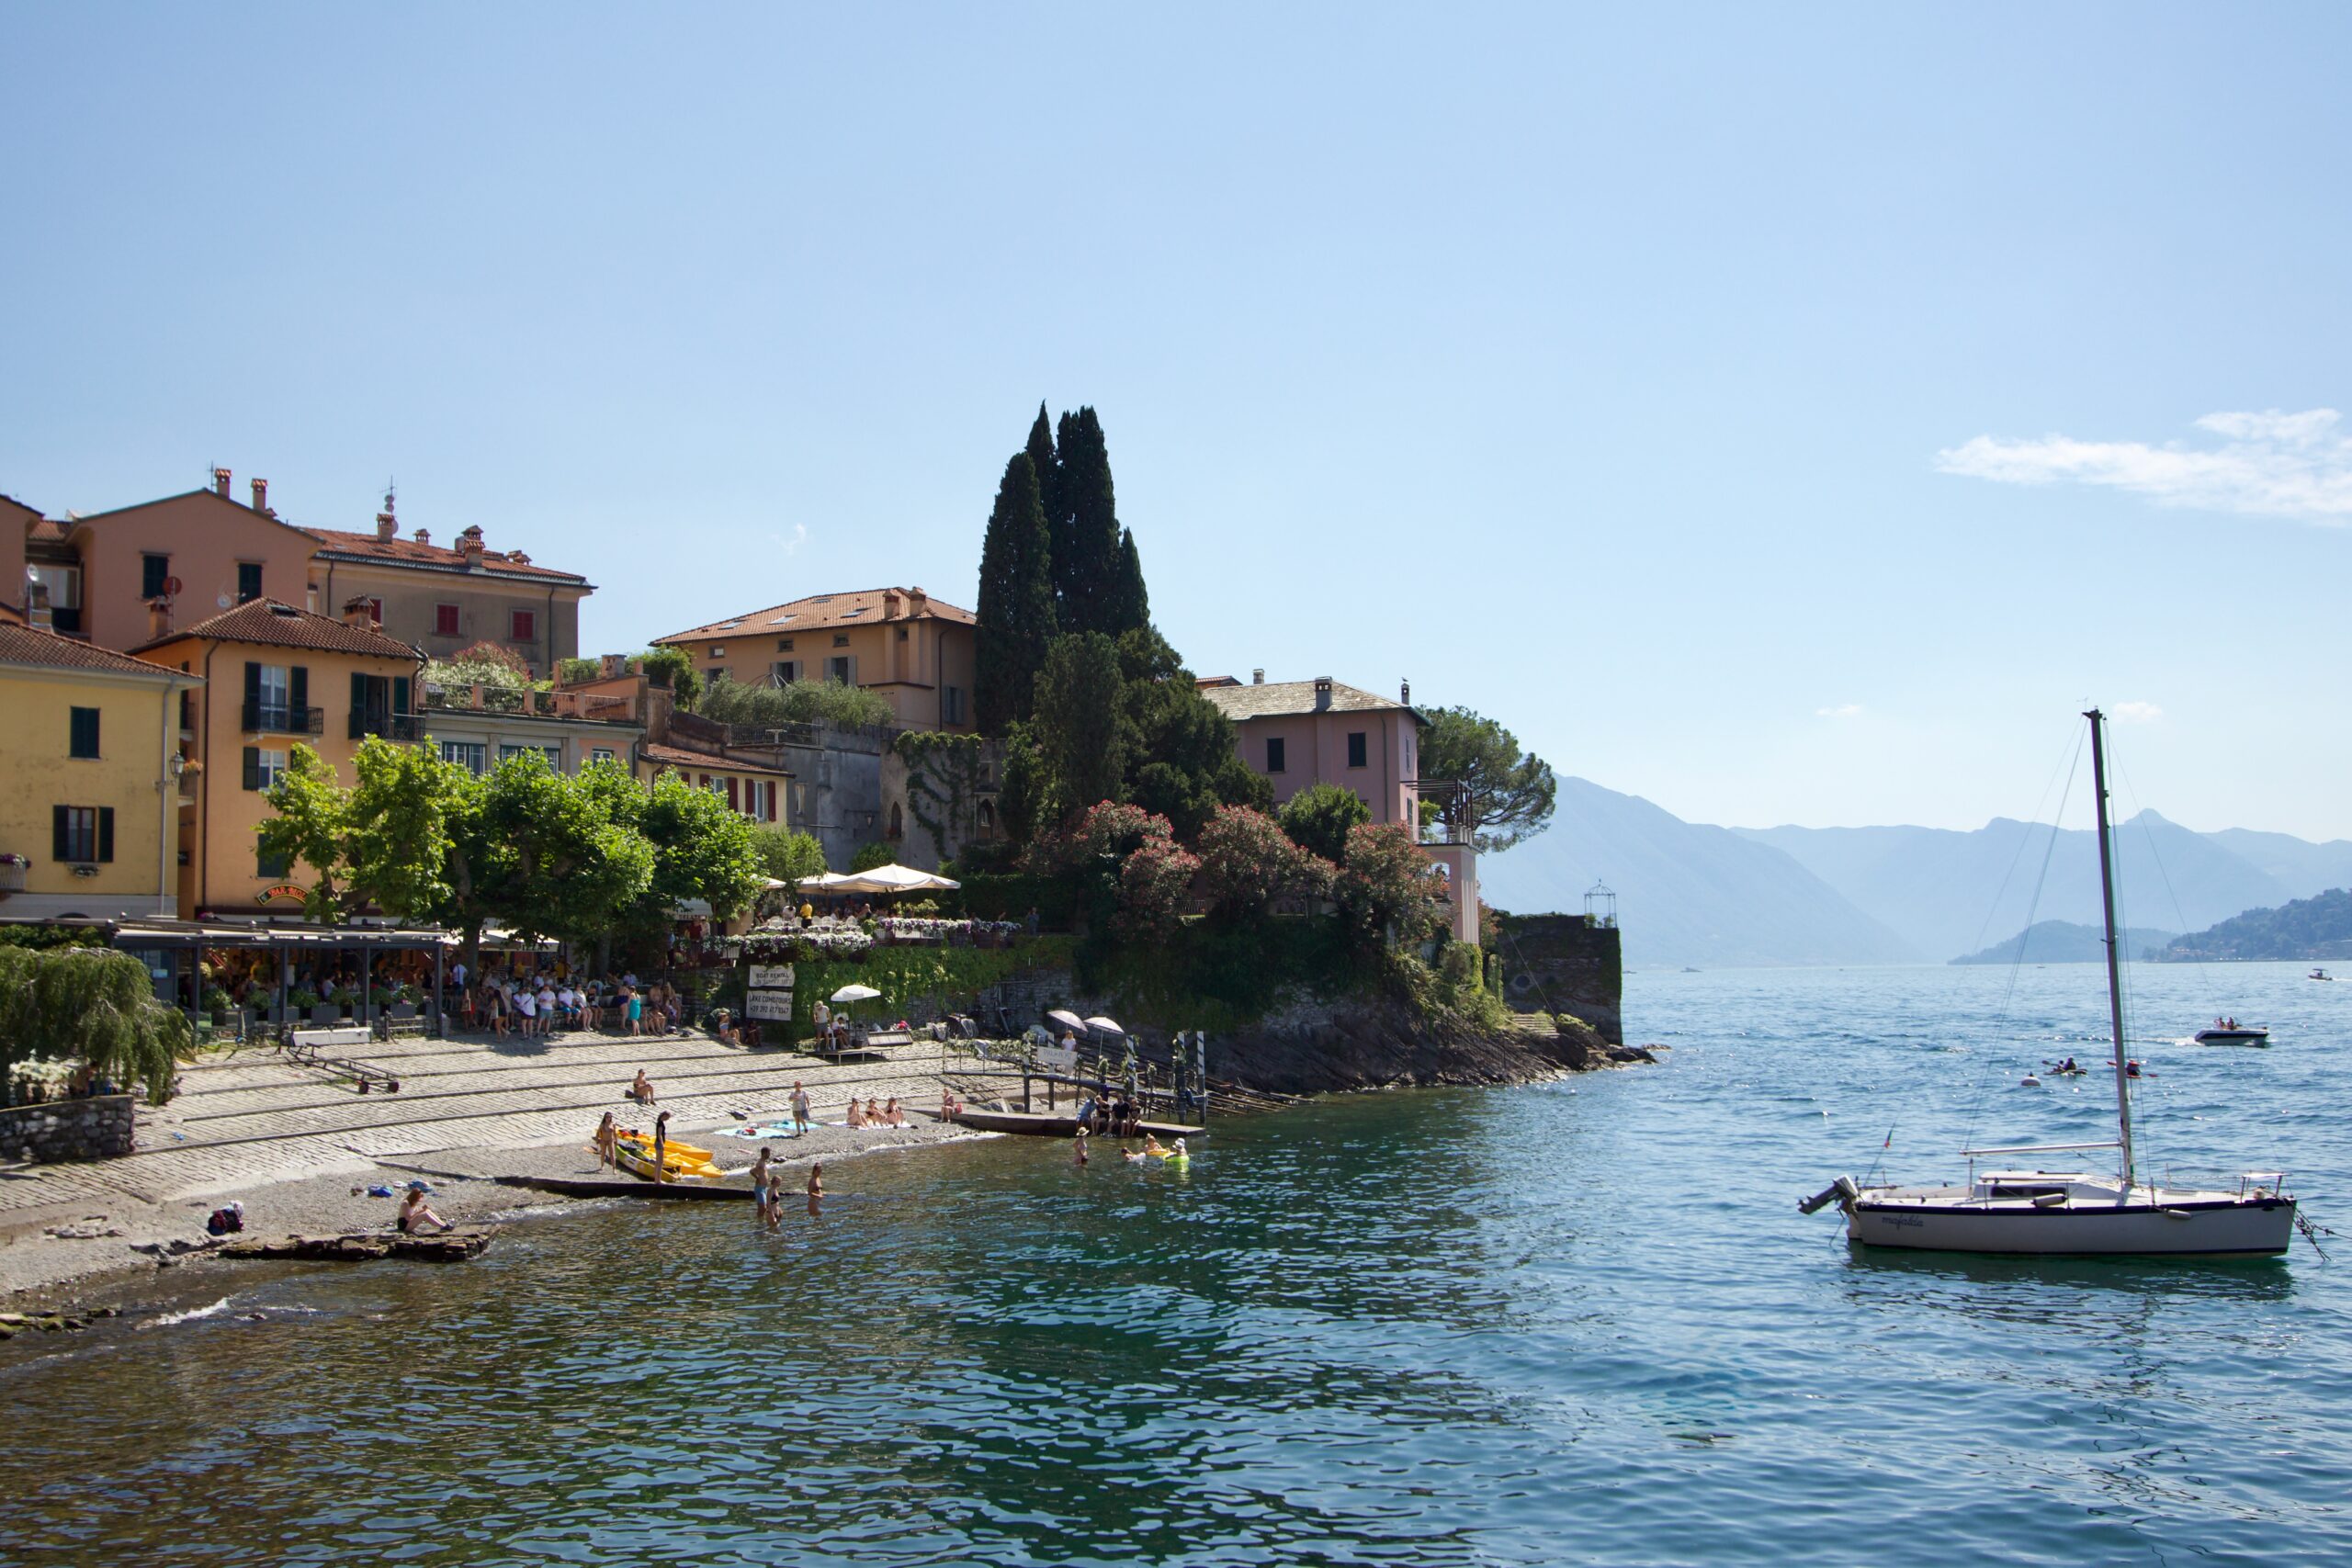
(1025, 799, 1172, 874)
(1335, 821, 1444, 942)
(1115, 839, 1202, 938)
(1195, 805, 1334, 915)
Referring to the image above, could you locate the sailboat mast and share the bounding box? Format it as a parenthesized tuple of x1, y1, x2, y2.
(2085, 707, 2135, 1186)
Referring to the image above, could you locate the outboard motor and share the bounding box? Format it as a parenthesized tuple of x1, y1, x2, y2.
(1798, 1175, 1859, 1215)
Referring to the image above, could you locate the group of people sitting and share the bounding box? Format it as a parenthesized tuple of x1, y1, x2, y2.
(1073, 1091, 1148, 1139)
(844, 1096, 908, 1128)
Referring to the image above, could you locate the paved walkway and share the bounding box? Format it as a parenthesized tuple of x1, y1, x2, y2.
(0, 1026, 960, 1214)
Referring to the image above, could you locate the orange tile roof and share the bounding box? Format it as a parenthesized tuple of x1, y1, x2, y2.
(655, 587, 975, 646)
(642, 741, 793, 777)
(303, 527, 590, 585)
(0, 621, 190, 679)
(130, 599, 424, 661)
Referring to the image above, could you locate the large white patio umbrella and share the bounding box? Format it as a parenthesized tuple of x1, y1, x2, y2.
(824, 863, 963, 897)
(830, 984, 883, 1004)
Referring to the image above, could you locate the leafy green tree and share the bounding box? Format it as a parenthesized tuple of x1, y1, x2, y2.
(851, 840, 897, 873)
(469, 751, 656, 952)
(557, 657, 603, 683)
(1104, 527, 1148, 636)
(639, 646, 702, 707)
(997, 723, 1046, 846)
(426, 641, 536, 693)
(1025, 401, 1060, 545)
(1419, 705, 1558, 852)
(628, 765, 764, 929)
(751, 825, 828, 886)
(342, 737, 466, 922)
(1114, 626, 1269, 830)
(257, 745, 357, 920)
(1032, 631, 1127, 822)
(974, 450, 1058, 734)
(1278, 782, 1373, 864)
(0, 946, 190, 1105)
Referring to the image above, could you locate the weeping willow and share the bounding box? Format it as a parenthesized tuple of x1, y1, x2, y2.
(0, 946, 192, 1106)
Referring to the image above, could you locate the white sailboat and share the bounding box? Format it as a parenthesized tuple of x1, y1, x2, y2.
(1801, 709, 2298, 1258)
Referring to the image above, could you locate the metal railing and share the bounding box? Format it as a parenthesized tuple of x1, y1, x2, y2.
(350, 712, 424, 741)
(243, 703, 324, 735)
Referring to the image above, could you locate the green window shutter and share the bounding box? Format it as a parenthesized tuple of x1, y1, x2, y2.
(289, 665, 308, 717)
(243, 747, 264, 791)
(97, 807, 114, 863)
(70, 706, 100, 758)
(52, 805, 69, 861)
(244, 661, 262, 712)
(392, 676, 411, 715)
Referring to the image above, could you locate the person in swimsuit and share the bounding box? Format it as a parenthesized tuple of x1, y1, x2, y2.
(399, 1188, 451, 1234)
(750, 1147, 775, 1230)
(844, 1099, 865, 1128)
(806, 1163, 824, 1217)
(631, 1070, 656, 1106)
(791, 1082, 811, 1134)
(653, 1111, 672, 1170)
(594, 1111, 618, 1169)
(1074, 1129, 1089, 1167)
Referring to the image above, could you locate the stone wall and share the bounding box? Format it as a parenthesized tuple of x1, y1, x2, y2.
(1494, 916, 1623, 1043)
(0, 1094, 135, 1164)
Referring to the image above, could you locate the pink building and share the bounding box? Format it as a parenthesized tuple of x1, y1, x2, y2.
(1197, 672, 1477, 942)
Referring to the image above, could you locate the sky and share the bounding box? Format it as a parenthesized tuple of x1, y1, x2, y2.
(6, 5, 2348, 840)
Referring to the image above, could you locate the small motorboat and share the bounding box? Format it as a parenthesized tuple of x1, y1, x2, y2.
(2312, 969, 2334, 982)
(2192, 1018, 2271, 1047)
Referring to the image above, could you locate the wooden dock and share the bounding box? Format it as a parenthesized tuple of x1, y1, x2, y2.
(951, 1108, 1204, 1139)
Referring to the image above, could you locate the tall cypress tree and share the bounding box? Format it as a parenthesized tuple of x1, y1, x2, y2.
(1054, 406, 1123, 633)
(1107, 527, 1148, 636)
(1025, 402, 1058, 534)
(973, 452, 1057, 734)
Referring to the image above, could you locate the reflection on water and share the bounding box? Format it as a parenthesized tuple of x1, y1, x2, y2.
(4, 962, 2348, 1566)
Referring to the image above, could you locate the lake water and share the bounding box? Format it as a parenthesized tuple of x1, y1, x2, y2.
(6, 961, 2348, 1566)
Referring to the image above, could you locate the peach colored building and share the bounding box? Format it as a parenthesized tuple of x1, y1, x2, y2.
(653, 586, 978, 732)
(9, 470, 590, 676)
(133, 597, 424, 919)
(1198, 672, 1478, 943)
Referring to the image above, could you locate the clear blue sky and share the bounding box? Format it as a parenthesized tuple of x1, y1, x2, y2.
(6, 5, 2348, 840)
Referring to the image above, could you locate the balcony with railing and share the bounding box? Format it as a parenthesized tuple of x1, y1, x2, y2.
(243, 702, 324, 736)
(421, 682, 639, 725)
(350, 712, 425, 741)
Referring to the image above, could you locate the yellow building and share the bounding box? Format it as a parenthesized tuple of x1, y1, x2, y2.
(132, 597, 424, 919)
(652, 586, 978, 732)
(0, 618, 199, 920)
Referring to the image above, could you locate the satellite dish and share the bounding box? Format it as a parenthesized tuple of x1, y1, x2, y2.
(217, 593, 232, 609)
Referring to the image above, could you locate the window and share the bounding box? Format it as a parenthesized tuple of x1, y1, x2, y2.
(435, 604, 461, 637)
(897, 626, 910, 641)
(944, 685, 965, 726)
(51, 805, 112, 863)
(257, 844, 290, 880)
(511, 610, 537, 643)
(442, 741, 488, 775)
(244, 661, 309, 732)
(69, 706, 100, 759)
(141, 554, 171, 599)
(1266, 737, 1286, 773)
(236, 563, 263, 603)
(178, 691, 194, 732)
(26, 563, 80, 633)
(241, 747, 289, 792)
(709, 644, 726, 659)
(831, 634, 850, 648)
(828, 656, 852, 683)
(742, 779, 776, 820)
(591, 747, 616, 765)
(772, 660, 799, 684)
(1347, 731, 1368, 769)
(776, 637, 795, 651)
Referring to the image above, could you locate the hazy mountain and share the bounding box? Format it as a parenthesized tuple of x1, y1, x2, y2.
(1950, 920, 2178, 965)
(2201, 829, 2352, 901)
(1736, 813, 2294, 962)
(2155, 888, 2352, 962)
(1478, 777, 1918, 968)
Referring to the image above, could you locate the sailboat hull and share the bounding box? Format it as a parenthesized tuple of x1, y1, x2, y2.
(1848, 1196, 2295, 1257)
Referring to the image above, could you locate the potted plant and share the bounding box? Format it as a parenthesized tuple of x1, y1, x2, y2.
(201, 986, 232, 1023)
(0, 852, 26, 894)
(387, 985, 418, 1021)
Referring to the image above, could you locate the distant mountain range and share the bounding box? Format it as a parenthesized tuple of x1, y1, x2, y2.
(2154, 887, 2352, 962)
(1949, 920, 2177, 966)
(1477, 780, 2352, 969)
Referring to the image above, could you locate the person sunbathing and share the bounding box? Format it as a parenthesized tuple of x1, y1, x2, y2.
(630, 1070, 656, 1105)
(883, 1098, 905, 1127)
(844, 1100, 865, 1128)
(399, 1188, 453, 1235)
(865, 1099, 882, 1125)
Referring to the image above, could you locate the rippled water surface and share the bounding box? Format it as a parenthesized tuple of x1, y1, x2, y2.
(7, 962, 2350, 1566)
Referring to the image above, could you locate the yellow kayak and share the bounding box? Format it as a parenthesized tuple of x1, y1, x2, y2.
(615, 1136, 720, 1181)
(618, 1132, 714, 1161)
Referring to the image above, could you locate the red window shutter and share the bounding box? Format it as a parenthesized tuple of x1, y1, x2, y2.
(435, 604, 460, 636)
(727, 777, 740, 810)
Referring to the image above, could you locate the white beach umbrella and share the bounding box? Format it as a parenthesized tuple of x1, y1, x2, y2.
(827, 863, 963, 896)
(1046, 1009, 1087, 1032)
(830, 983, 883, 1004)
(1083, 1015, 1125, 1035)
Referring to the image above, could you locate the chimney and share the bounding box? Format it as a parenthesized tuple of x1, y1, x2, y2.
(342, 595, 373, 630)
(212, 467, 232, 499)
(882, 588, 902, 619)
(908, 585, 928, 616)
(458, 525, 484, 567)
(601, 653, 627, 679)
(1400, 679, 1410, 705)
(1251, 668, 1265, 685)
(147, 596, 171, 641)
(27, 582, 51, 631)
(377, 512, 397, 541)
(508, 550, 530, 567)
(413, 527, 431, 546)
(251, 477, 269, 513)
(1314, 676, 1333, 711)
